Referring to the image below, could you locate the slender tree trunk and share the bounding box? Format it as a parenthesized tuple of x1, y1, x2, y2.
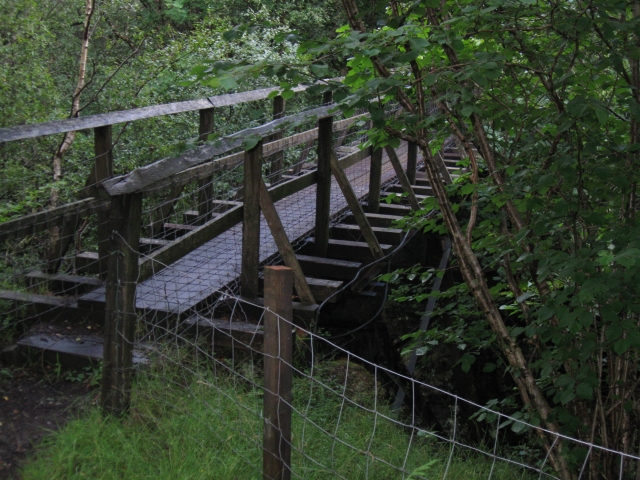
(47, 0, 95, 270)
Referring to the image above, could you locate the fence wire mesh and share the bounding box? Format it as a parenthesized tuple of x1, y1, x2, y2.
(1, 92, 637, 480)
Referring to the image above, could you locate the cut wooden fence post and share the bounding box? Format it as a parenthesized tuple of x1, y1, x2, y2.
(383, 146, 420, 211)
(258, 179, 316, 305)
(315, 92, 333, 257)
(407, 142, 417, 185)
(95, 125, 114, 277)
(263, 266, 293, 480)
(268, 96, 286, 184)
(368, 148, 382, 213)
(101, 192, 142, 416)
(241, 140, 262, 300)
(197, 107, 216, 220)
(330, 151, 384, 260)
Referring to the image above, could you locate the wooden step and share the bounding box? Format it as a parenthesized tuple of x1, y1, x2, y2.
(162, 222, 197, 240)
(376, 203, 412, 216)
(0, 289, 79, 322)
(25, 271, 101, 296)
(295, 255, 362, 281)
(260, 275, 343, 303)
(381, 192, 430, 205)
(365, 213, 404, 228)
(386, 184, 433, 196)
(331, 224, 404, 245)
(182, 315, 264, 350)
(75, 251, 100, 275)
(183, 210, 219, 226)
(343, 212, 404, 228)
(15, 332, 147, 368)
(139, 237, 170, 254)
(300, 238, 393, 263)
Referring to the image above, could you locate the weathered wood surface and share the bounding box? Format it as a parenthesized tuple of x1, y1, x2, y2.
(102, 105, 332, 196)
(329, 151, 383, 260)
(0, 85, 313, 143)
(0, 118, 370, 246)
(101, 193, 142, 416)
(331, 223, 404, 245)
(259, 179, 316, 305)
(263, 266, 293, 480)
(241, 142, 262, 300)
(197, 107, 216, 220)
(315, 93, 333, 257)
(137, 146, 372, 282)
(295, 255, 361, 281)
(343, 212, 403, 228)
(301, 238, 392, 263)
(384, 146, 420, 211)
(267, 96, 285, 184)
(25, 271, 102, 295)
(407, 142, 418, 185)
(367, 148, 382, 214)
(81, 143, 408, 315)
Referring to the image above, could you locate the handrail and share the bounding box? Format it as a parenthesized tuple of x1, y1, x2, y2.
(0, 85, 312, 143)
(101, 104, 336, 196)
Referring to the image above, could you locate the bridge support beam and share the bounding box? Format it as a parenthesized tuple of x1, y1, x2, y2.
(330, 151, 384, 261)
(197, 107, 216, 221)
(267, 96, 285, 184)
(407, 142, 418, 185)
(368, 148, 382, 213)
(384, 146, 421, 211)
(315, 92, 333, 257)
(95, 125, 114, 277)
(241, 140, 263, 300)
(101, 192, 141, 417)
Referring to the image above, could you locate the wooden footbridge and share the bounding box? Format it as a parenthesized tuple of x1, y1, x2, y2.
(0, 84, 459, 377)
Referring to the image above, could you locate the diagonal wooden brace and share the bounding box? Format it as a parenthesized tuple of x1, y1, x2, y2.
(384, 145, 420, 211)
(259, 179, 316, 305)
(329, 151, 384, 260)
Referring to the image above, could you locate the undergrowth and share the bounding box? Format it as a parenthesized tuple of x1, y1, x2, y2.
(21, 358, 537, 479)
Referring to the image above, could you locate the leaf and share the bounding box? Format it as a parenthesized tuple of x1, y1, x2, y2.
(241, 134, 262, 152)
(576, 383, 593, 400)
(219, 76, 238, 90)
(511, 421, 528, 434)
(560, 390, 576, 405)
(614, 248, 640, 267)
(516, 292, 534, 303)
(594, 106, 609, 125)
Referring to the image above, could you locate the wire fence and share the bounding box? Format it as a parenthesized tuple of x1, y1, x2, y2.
(2, 88, 637, 480)
(127, 288, 640, 480)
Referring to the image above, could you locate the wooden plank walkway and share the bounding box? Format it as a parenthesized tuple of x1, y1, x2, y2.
(79, 144, 410, 316)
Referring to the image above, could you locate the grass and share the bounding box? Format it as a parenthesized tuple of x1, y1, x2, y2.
(21, 358, 538, 480)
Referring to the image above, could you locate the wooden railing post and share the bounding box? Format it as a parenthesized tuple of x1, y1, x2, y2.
(241, 140, 263, 300)
(263, 265, 293, 480)
(368, 148, 382, 213)
(407, 142, 417, 185)
(315, 92, 333, 257)
(268, 96, 286, 184)
(197, 107, 216, 221)
(95, 125, 114, 277)
(101, 192, 141, 417)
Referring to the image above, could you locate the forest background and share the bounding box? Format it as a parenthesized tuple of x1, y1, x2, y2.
(2, 1, 640, 479)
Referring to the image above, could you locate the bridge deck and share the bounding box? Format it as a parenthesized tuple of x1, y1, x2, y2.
(80, 145, 409, 316)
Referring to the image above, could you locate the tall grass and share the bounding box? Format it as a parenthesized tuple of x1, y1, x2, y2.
(22, 360, 537, 480)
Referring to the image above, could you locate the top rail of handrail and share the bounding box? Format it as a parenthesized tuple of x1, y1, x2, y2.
(0, 84, 315, 143)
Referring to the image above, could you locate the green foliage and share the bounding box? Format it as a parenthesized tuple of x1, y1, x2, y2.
(21, 365, 534, 479)
(192, 0, 640, 471)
